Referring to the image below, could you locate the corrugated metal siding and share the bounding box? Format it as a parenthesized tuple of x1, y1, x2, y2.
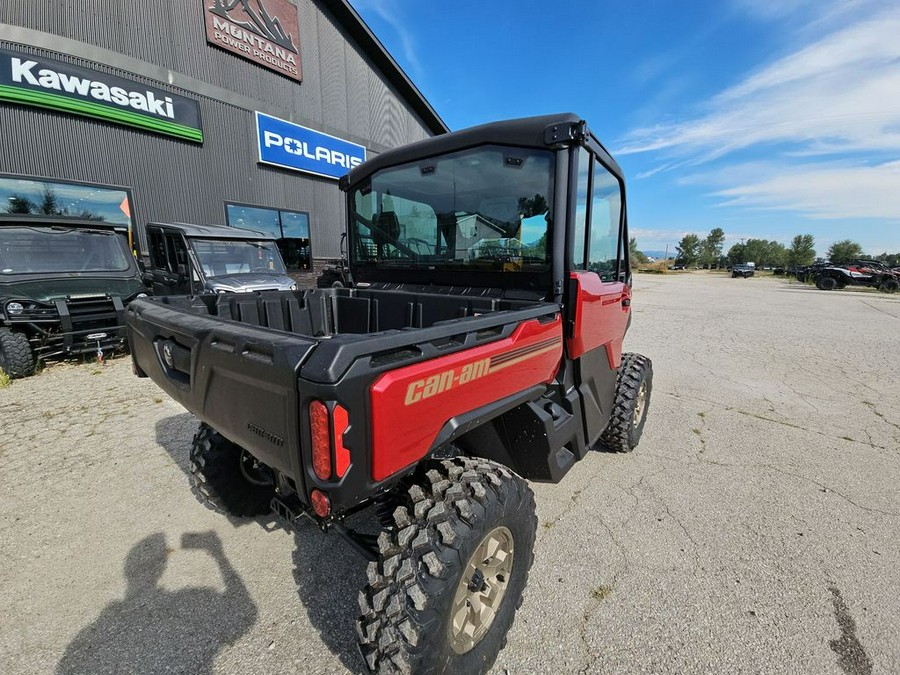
(0, 0, 434, 141)
(0, 0, 437, 260)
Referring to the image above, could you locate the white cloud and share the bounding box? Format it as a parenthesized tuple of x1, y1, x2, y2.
(351, 0, 423, 77)
(712, 160, 900, 220)
(730, 0, 818, 21)
(619, 7, 900, 158)
(619, 3, 900, 245)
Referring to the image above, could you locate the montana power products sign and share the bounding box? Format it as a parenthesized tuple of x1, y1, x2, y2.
(204, 0, 302, 82)
(0, 48, 203, 143)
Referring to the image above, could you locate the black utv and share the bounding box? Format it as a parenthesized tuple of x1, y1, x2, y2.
(0, 215, 146, 378)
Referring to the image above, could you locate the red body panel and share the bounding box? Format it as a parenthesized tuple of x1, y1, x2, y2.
(566, 271, 630, 368)
(369, 316, 563, 481)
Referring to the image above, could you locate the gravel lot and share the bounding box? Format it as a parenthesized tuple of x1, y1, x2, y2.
(1, 273, 898, 675)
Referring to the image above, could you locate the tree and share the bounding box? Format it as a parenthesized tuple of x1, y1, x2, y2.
(699, 227, 726, 266)
(5, 194, 35, 214)
(787, 234, 816, 267)
(827, 240, 864, 265)
(875, 252, 900, 267)
(629, 237, 649, 267)
(3, 187, 103, 221)
(727, 242, 746, 266)
(676, 234, 701, 266)
(728, 239, 786, 267)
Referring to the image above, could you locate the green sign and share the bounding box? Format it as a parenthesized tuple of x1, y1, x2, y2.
(0, 47, 203, 143)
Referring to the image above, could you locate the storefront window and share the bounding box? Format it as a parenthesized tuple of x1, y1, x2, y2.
(225, 202, 311, 270)
(0, 175, 133, 227)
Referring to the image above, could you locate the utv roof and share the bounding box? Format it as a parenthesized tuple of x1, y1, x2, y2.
(0, 215, 129, 231)
(148, 221, 274, 241)
(342, 113, 623, 189)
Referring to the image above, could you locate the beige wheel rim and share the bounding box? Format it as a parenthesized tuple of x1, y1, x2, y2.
(449, 525, 515, 654)
(633, 380, 648, 429)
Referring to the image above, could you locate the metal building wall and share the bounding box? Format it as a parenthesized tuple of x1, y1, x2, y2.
(0, 0, 436, 259)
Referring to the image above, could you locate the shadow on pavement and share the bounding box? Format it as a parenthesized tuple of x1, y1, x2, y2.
(154, 413, 373, 672)
(57, 531, 257, 675)
(154, 413, 279, 530)
(154, 412, 196, 475)
(292, 511, 378, 675)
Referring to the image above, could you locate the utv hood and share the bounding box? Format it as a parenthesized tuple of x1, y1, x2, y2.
(0, 276, 146, 303)
(206, 274, 296, 293)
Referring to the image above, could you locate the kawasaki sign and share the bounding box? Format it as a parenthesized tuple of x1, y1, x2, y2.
(0, 48, 203, 143)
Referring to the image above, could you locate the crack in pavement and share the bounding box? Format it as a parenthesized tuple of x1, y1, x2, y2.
(751, 464, 900, 517)
(576, 509, 630, 675)
(858, 299, 899, 320)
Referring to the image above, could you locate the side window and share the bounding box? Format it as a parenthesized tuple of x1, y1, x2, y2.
(572, 148, 589, 269)
(165, 234, 188, 272)
(148, 231, 167, 269)
(588, 159, 622, 282)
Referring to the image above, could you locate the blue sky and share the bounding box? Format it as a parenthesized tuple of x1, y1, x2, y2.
(349, 0, 900, 256)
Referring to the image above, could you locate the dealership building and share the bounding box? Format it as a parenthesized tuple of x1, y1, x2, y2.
(0, 0, 447, 277)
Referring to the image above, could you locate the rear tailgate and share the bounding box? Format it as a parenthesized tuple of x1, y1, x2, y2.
(127, 298, 316, 476)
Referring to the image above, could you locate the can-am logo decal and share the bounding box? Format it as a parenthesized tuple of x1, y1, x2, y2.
(204, 0, 302, 81)
(403, 337, 562, 405)
(256, 111, 366, 180)
(0, 48, 203, 143)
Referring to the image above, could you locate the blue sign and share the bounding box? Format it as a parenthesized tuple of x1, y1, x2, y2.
(256, 111, 366, 180)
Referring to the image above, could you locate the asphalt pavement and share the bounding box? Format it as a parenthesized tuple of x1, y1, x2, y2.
(1, 272, 897, 674)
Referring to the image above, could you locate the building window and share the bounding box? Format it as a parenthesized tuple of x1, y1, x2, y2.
(0, 174, 134, 227)
(225, 202, 311, 270)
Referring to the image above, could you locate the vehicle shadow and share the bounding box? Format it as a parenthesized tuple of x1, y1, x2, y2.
(291, 511, 377, 675)
(154, 411, 197, 474)
(154, 413, 280, 529)
(156, 412, 374, 672)
(57, 530, 257, 675)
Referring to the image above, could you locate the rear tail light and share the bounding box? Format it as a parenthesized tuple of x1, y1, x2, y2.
(333, 404, 351, 478)
(309, 400, 331, 480)
(309, 400, 352, 481)
(310, 489, 331, 518)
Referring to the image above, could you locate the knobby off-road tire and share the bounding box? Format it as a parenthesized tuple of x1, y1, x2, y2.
(358, 457, 537, 675)
(816, 275, 838, 291)
(880, 278, 899, 294)
(599, 352, 653, 453)
(0, 328, 35, 378)
(189, 423, 275, 517)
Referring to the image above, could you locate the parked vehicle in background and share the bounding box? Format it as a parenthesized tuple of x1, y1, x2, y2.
(314, 258, 348, 288)
(142, 222, 297, 296)
(813, 260, 899, 293)
(732, 263, 755, 278)
(793, 263, 827, 283)
(0, 215, 146, 378)
(127, 114, 653, 674)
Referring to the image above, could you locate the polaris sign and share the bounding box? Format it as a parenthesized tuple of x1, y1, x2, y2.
(256, 111, 365, 180)
(0, 48, 203, 143)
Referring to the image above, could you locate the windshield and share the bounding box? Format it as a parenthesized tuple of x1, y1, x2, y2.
(0, 226, 131, 274)
(190, 239, 287, 278)
(349, 145, 553, 272)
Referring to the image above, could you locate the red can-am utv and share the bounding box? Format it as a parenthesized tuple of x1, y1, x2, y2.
(126, 113, 653, 674)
